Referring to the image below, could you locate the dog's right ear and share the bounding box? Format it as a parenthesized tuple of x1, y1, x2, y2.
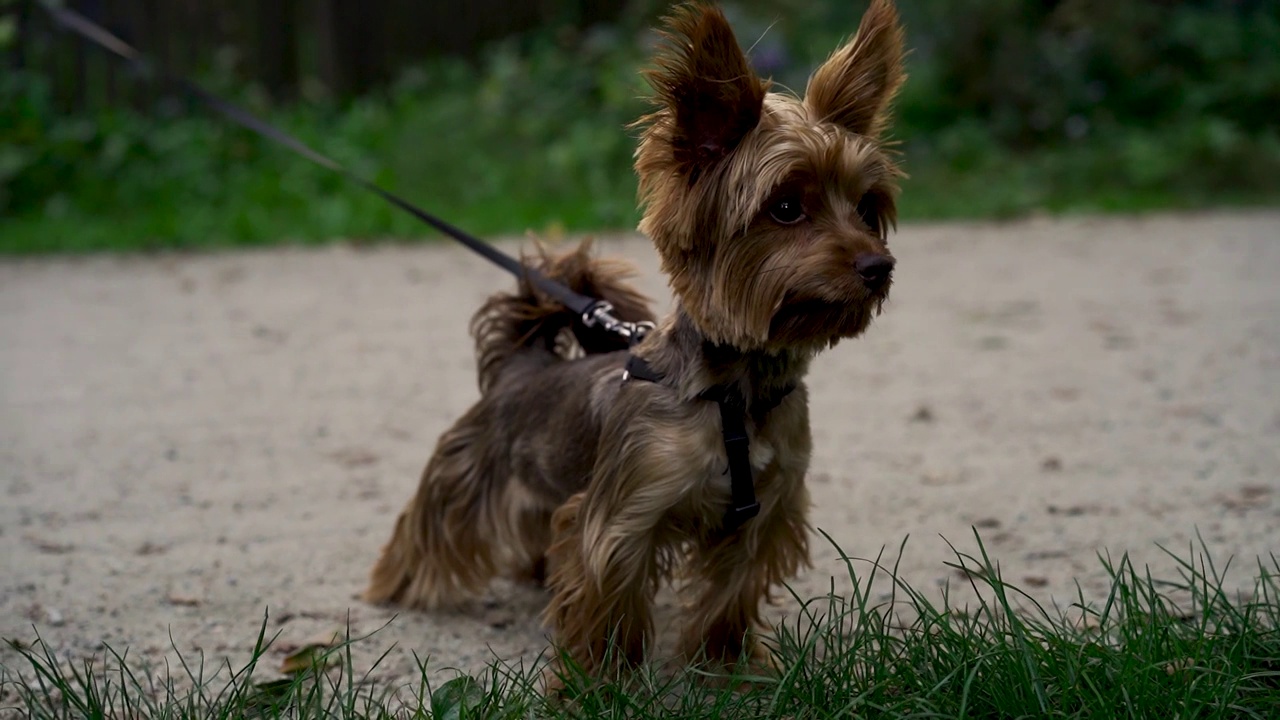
(643, 3, 765, 176)
(805, 0, 905, 139)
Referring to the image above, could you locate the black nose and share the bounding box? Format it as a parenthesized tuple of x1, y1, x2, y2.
(854, 253, 894, 291)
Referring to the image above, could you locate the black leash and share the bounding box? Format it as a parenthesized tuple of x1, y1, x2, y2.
(39, 3, 794, 529)
(37, 1, 651, 343)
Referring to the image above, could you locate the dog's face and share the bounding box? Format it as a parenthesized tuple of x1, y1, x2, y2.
(636, 0, 906, 352)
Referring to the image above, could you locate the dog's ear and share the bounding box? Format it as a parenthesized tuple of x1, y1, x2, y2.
(644, 3, 765, 174)
(805, 0, 905, 138)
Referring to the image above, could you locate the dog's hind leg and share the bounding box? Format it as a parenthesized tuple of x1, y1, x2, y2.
(365, 406, 550, 609)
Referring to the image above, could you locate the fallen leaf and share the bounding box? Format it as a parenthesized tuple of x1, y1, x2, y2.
(278, 630, 343, 675)
(25, 535, 75, 554)
(1240, 484, 1272, 500)
(166, 592, 202, 607)
(1049, 387, 1080, 402)
(279, 646, 335, 675)
(136, 541, 168, 556)
(329, 448, 379, 469)
(244, 678, 296, 713)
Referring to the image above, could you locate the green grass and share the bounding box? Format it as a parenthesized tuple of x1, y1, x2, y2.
(4, 532, 1278, 718)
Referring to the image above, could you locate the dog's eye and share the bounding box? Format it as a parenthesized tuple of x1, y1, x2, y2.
(768, 197, 807, 225)
(856, 193, 882, 236)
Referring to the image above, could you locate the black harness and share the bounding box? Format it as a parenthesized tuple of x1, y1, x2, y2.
(623, 355, 795, 532)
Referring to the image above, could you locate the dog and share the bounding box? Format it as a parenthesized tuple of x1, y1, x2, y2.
(365, 0, 906, 682)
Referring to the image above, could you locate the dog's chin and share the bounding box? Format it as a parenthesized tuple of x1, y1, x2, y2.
(768, 290, 888, 347)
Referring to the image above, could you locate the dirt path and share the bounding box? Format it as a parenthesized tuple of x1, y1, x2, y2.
(3, 212, 1278, 687)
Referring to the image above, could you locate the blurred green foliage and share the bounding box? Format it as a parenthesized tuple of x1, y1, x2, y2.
(2, 0, 1278, 253)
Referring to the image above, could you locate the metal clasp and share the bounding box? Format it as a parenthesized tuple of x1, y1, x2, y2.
(581, 302, 656, 344)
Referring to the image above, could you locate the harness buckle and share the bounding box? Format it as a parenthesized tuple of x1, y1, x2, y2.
(723, 501, 761, 529)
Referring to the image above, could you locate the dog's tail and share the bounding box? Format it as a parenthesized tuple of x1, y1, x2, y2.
(470, 239, 655, 393)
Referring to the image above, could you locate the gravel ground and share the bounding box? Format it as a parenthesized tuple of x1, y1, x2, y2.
(2, 211, 1278, 688)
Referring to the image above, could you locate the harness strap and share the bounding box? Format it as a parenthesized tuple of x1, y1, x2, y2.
(624, 355, 797, 532)
(703, 386, 762, 530)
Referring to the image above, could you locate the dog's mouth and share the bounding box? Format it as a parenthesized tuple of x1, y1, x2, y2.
(768, 289, 886, 344)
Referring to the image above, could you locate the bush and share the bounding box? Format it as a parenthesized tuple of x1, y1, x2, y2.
(2, 0, 1278, 253)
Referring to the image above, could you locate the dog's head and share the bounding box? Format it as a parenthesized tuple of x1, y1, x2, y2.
(635, 0, 905, 352)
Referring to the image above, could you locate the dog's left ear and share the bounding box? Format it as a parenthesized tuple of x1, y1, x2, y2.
(805, 0, 906, 138)
(644, 3, 766, 174)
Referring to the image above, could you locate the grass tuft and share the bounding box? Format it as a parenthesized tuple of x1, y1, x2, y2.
(4, 533, 1278, 718)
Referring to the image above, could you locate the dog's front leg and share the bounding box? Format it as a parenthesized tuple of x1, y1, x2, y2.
(542, 489, 668, 681)
(680, 474, 811, 671)
(541, 423, 694, 681)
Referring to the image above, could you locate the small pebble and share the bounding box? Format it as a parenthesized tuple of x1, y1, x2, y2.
(909, 405, 934, 423)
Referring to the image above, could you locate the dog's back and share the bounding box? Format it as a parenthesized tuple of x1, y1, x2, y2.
(470, 240, 654, 393)
(364, 240, 654, 608)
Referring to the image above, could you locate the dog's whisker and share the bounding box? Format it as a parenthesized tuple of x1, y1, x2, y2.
(745, 19, 780, 56)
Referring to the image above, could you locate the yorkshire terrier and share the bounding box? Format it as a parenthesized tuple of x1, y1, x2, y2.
(366, 0, 906, 681)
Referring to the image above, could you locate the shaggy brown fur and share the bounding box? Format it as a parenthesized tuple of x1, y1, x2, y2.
(366, 0, 907, 684)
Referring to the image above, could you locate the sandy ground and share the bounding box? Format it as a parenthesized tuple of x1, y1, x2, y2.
(2, 211, 1279, 690)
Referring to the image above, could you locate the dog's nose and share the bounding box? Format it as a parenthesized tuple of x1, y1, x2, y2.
(854, 253, 894, 291)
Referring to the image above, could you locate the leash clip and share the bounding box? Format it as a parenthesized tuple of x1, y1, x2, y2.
(582, 302, 655, 344)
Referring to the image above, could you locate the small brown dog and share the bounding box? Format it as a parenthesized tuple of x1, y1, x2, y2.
(366, 0, 906, 680)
